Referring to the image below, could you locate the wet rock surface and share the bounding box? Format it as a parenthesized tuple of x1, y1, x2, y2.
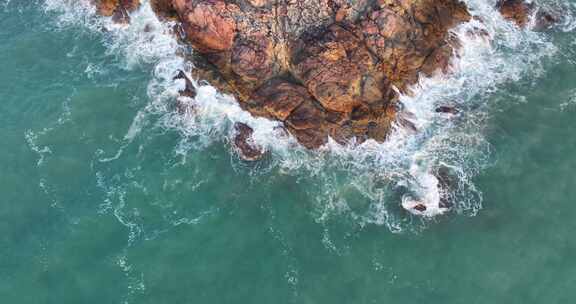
(95, 0, 472, 149)
(436, 106, 460, 115)
(93, 0, 140, 17)
(174, 70, 197, 98)
(233, 122, 266, 161)
(497, 0, 534, 27)
(496, 0, 560, 30)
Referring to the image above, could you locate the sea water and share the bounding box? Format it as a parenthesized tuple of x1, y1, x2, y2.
(2, 0, 576, 303)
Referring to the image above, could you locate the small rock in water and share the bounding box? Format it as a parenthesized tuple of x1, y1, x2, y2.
(413, 204, 427, 212)
(112, 5, 130, 24)
(496, 0, 559, 31)
(466, 26, 491, 41)
(435, 106, 459, 115)
(438, 200, 453, 209)
(150, 0, 179, 20)
(173, 70, 196, 98)
(233, 123, 265, 161)
(403, 198, 450, 217)
(95, 0, 119, 16)
(435, 166, 456, 210)
(98, 0, 140, 22)
(534, 10, 559, 31)
(496, 0, 534, 27)
(143, 23, 154, 33)
(397, 114, 418, 133)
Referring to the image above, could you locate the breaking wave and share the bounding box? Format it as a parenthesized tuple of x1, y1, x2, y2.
(42, 0, 567, 232)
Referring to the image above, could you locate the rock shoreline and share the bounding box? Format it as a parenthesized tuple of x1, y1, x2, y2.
(90, 0, 558, 215)
(91, 0, 555, 160)
(93, 0, 471, 151)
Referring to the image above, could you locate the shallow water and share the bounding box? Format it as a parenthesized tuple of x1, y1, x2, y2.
(2, 0, 576, 303)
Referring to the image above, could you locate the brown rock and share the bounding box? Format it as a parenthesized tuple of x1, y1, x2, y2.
(496, 0, 534, 27)
(288, 127, 330, 149)
(497, 0, 561, 31)
(233, 123, 265, 161)
(247, 0, 269, 8)
(292, 24, 382, 113)
(496, 0, 561, 31)
(250, 79, 309, 121)
(534, 10, 559, 31)
(150, 0, 178, 20)
(94, 0, 118, 16)
(120, 0, 140, 11)
(176, 0, 237, 53)
(421, 43, 454, 76)
(413, 204, 427, 212)
(286, 100, 326, 131)
(173, 70, 196, 98)
(435, 106, 459, 115)
(93, 0, 139, 19)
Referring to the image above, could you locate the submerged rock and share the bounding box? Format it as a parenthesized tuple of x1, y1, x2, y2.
(401, 164, 458, 216)
(94, 0, 472, 148)
(413, 204, 427, 212)
(435, 106, 460, 115)
(533, 9, 560, 31)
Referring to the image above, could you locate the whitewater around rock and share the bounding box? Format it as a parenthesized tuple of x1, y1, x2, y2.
(66, 0, 561, 219)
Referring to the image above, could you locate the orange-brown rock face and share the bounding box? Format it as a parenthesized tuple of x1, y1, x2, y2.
(93, 0, 140, 17)
(292, 24, 382, 113)
(150, 0, 179, 19)
(94, 0, 471, 151)
(360, 0, 470, 90)
(177, 0, 237, 53)
(497, 0, 534, 27)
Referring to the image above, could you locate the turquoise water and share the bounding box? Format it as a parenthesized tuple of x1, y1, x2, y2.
(2, 0, 576, 303)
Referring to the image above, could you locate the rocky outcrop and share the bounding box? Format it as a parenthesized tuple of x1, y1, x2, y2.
(93, 0, 140, 17)
(150, 0, 179, 19)
(496, 0, 559, 30)
(497, 0, 534, 27)
(233, 122, 266, 161)
(94, 0, 472, 151)
(174, 70, 196, 98)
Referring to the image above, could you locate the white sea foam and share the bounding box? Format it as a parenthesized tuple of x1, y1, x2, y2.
(559, 88, 576, 111)
(44, 0, 564, 231)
